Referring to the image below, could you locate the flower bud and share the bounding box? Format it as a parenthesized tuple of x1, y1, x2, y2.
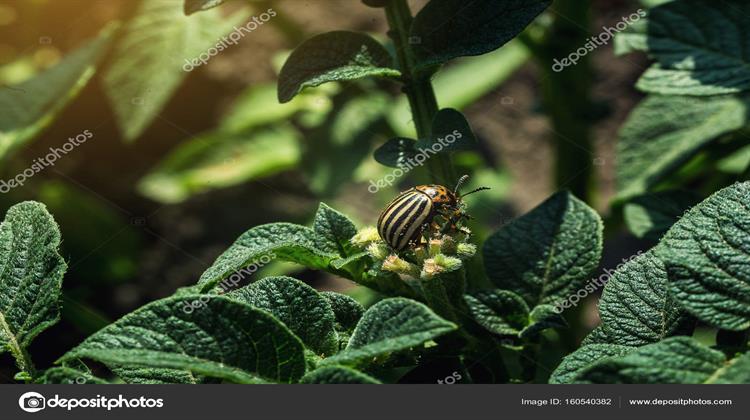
(440, 235, 457, 255)
(421, 254, 463, 279)
(367, 242, 389, 260)
(382, 255, 419, 277)
(428, 238, 443, 257)
(351, 226, 381, 248)
(456, 242, 477, 259)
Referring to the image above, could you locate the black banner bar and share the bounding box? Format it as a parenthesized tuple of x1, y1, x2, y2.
(0, 384, 747, 420)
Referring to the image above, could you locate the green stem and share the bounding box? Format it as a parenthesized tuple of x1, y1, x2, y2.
(524, 0, 595, 203)
(385, 0, 456, 184)
(0, 312, 36, 381)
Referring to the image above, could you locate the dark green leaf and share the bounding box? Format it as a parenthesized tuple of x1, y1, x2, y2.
(373, 137, 418, 168)
(580, 326, 613, 346)
(312, 203, 358, 257)
(278, 31, 400, 103)
(59, 295, 306, 383)
(37, 367, 108, 384)
(598, 251, 693, 346)
(300, 365, 381, 384)
(519, 304, 567, 339)
(464, 290, 529, 336)
(709, 352, 750, 384)
(616, 94, 750, 199)
(197, 223, 337, 291)
(483, 191, 603, 307)
(227, 276, 338, 355)
(660, 182, 750, 330)
(321, 291, 365, 332)
(323, 298, 456, 366)
(635, 0, 750, 95)
(0, 202, 66, 375)
(415, 108, 477, 152)
(624, 190, 701, 240)
(549, 343, 634, 384)
(577, 337, 726, 384)
(0, 28, 111, 159)
(410, 0, 550, 70)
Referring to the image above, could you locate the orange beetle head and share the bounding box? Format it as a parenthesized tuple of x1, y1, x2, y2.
(415, 184, 458, 206)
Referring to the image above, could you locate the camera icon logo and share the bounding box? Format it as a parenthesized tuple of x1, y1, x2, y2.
(18, 392, 46, 413)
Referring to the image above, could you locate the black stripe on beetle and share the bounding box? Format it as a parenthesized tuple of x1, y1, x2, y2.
(376, 175, 490, 251)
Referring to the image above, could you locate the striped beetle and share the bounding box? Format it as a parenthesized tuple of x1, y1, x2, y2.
(377, 175, 489, 251)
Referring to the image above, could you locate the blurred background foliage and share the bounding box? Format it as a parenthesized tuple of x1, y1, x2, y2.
(3, 0, 739, 382)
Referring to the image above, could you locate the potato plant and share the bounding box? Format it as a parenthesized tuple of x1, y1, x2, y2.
(1, 0, 750, 385)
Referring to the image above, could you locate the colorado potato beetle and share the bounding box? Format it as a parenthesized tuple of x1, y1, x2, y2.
(377, 175, 489, 251)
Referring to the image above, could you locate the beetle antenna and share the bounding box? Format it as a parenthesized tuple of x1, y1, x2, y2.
(460, 186, 490, 197)
(453, 175, 470, 195)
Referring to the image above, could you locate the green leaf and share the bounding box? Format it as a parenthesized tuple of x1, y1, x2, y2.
(137, 126, 300, 204)
(616, 94, 750, 199)
(0, 202, 67, 375)
(518, 304, 567, 339)
(718, 144, 750, 174)
(312, 203, 358, 257)
(482, 191, 603, 307)
(227, 276, 338, 355)
(640, 0, 673, 7)
(184, 0, 225, 15)
(323, 298, 456, 366)
(598, 251, 693, 346)
(659, 182, 750, 330)
(321, 291, 364, 332)
(59, 295, 306, 383)
(624, 190, 701, 240)
(373, 137, 419, 168)
(375, 108, 477, 168)
(709, 352, 750, 384)
(410, 0, 550, 70)
(278, 31, 400, 103)
(415, 108, 477, 152)
(219, 83, 331, 133)
(37, 367, 108, 384)
(104, 1, 248, 141)
(0, 28, 111, 159)
(634, 0, 750, 95)
(579, 326, 611, 346)
(576, 337, 727, 384)
(549, 343, 633, 384)
(464, 290, 529, 336)
(197, 223, 337, 291)
(300, 365, 381, 384)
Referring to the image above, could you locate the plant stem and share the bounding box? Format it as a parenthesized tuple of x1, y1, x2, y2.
(524, 0, 595, 203)
(0, 312, 35, 381)
(385, 0, 456, 184)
